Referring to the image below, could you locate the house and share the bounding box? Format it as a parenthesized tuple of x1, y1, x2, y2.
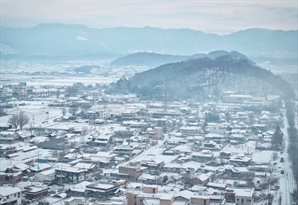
(229, 156, 252, 166)
(23, 185, 50, 200)
(0, 131, 17, 144)
(119, 165, 144, 182)
(93, 135, 111, 146)
(63, 197, 88, 205)
(0, 145, 17, 157)
(145, 127, 164, 139)
(138, 173, 162, 185)
(140, 159, 165, 170)
(113, 146, 134, 156)
(35, 169, 55, 182)
(0, 123, 12, 131)
(251, 124, 267, 134)
(126, 185, 159, 205)
(161, 163, 188, 173)
(190, 195, 210, 205)
(193, 173, 211, 185)
(85, 183, 120, 197)
(225, 188, 254, 205)
(0, 186, 22, 205)
(55, 166, 86, 184)
(67, 181, 92, 197)
(0, 170, 22, 185)
(191, 152, 213, 162)
(180, 126, 200, 135)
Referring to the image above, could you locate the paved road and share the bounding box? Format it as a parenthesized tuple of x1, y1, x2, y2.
(280, 109, 296, 205)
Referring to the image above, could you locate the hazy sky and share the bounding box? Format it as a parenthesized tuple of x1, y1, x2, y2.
(1, 0, 297, 34)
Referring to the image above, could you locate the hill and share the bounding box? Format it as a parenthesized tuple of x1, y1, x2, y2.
(110, 52, 205, 67)
(108, 51, 294, 99)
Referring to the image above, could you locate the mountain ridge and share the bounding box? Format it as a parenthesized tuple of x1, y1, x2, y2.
(1, 23, 297, 59)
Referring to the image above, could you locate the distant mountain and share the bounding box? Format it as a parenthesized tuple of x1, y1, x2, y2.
(110, 52, 204, 67)
(1, 24, 297, 61)
(108, 51, 294, 99)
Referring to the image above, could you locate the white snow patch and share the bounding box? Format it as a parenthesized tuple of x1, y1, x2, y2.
(75, 36, 89, 41)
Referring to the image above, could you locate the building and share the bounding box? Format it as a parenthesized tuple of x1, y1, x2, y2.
(85, 183, 120, 197)
(119, 165, 144, 182)
(0, 186, 22, 205)
(0, 87, 7, 98)
(35, 169, 55, 182)
(113, 146, 134, 156)
(225, 188, 254, 205)
(64, 197, 88, 205)
(23, 185, 50, 200)
(12, 82, 27, 96)
(193, 173, 211, 185)
(145, 127, 164, 139)
(55, 166, 86, 184)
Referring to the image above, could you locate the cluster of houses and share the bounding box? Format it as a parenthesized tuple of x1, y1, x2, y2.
(0, 81, 285, 205)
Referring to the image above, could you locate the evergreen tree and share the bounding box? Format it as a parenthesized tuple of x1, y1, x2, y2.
(271, 126, 283, 149)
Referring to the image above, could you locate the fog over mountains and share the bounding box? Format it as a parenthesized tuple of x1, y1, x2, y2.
(1, 23, 297, 60)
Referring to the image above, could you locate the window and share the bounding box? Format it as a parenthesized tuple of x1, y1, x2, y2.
(14, 193, 16, 197)
(134, 196, 137, 199)
(18, 193, 20, 198)
(247, 199, 251, 202)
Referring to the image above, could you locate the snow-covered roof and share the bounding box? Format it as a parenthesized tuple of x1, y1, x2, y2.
(0, 186, 22, 196)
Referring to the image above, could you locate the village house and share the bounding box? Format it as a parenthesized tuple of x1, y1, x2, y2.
(23, 185, 50, 200)
(0, 186, 22, 205)
(85, 182, 120, 198)
(225, 188, 254, 205)
(145, 127, 164, 139)
(55, 166, 86, 184)
(35, 169, 56, 182)
(119, 165, 145, 182)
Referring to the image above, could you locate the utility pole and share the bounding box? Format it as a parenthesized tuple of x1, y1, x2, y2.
(163, 92, 168, 112)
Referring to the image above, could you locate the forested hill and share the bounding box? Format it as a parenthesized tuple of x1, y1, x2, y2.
(110, 50, 250, 67)
(109, 52, 294, 99)
(110, 52, 204, 67)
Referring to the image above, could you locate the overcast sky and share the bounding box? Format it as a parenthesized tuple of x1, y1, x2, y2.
(1, 0, 297, 34)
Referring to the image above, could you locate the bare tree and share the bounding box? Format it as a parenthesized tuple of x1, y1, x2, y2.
(69, 106, 78, 116)
(19, 112, 30, 129)
(62, 108, 67, 116)
(8, 114, 19, 129)
(8, 112, 30, 130)
(81, 126, 88, 135)
(56, 90, 60, 99)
